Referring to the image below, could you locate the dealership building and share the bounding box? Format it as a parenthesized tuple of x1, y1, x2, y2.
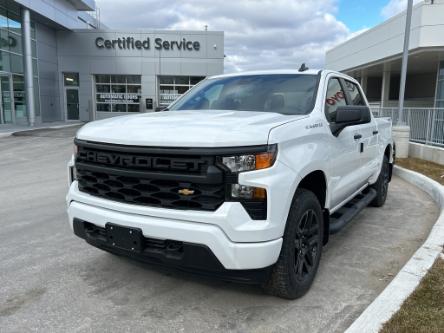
(325, 0, 444, 109)
(0, 0, 224, 126)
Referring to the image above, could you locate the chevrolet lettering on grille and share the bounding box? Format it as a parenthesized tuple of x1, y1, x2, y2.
(78, 150, 205, 172)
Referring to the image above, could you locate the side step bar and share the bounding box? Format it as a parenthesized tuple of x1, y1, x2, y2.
(329, 188, 377, 234)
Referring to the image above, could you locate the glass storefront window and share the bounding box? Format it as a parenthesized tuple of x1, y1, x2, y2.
(111, 75, 125, 83)
(10, 53, 22, 73)
(0, 50, 10, 71)
(31, 22, 36, 39)
(64, 73, 79, 86)
(0, 8, 7, 30)
(127, 85, 140, 93)
(96, 84, 110, 93)
(190, 76, 204, 85)
(0, 29, 8, 51)
(0, 2, 40, 125)
(128, 104, 139, 112)
(13, 74, 26, 121)
(34, 77, 40, 116)
(8, 30, 21, 53)
(7, 13, 20, 35)
(31, 40, 36, 56)
(158, 76, 205, 106)
(96, 74, 110, 83)
(127, 75, 141, 84)
(159, 76, 174, 84)
(111, 85, 125, 93)
(97, 103, 110, 112)
(95, 74, 142, 113)
(112, 104, 126, 112)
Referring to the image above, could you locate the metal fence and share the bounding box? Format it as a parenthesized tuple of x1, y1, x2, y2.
(371, 107, 444, 147)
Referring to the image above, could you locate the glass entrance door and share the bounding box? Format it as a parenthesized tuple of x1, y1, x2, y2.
(66, 88, 79, 120)
(0, 74, 13, 124)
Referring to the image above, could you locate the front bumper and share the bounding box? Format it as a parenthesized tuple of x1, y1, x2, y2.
(67, 200, 282, 271)
(72, 218, 273, 283)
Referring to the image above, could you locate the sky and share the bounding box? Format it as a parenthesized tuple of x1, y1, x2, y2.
(94, 0, 419, 73)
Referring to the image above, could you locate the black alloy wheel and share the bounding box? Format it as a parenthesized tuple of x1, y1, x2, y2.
(264, 189, 323, 299)
(294, 209, 320, 281)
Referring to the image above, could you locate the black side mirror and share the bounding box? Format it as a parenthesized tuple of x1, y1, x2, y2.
(330, 105, 371, 136)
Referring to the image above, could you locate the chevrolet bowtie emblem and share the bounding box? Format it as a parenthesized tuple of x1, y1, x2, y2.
(178, 188, 195, 196)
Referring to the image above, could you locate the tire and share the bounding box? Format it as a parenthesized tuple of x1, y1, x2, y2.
(263, 189, 323, 299)
(370, 155, 390, 207)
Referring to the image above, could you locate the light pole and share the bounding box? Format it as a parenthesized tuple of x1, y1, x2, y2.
(392, 0, 414, 159)
(398, 0, 414, 125)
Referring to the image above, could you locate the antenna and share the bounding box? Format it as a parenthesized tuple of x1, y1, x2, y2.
(298, 63, 309, 72)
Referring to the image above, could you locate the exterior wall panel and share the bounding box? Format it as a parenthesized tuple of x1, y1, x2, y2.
(36, 22, 61, 122)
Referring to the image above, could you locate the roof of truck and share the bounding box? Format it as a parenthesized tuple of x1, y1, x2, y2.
(209, 69, 330, 79)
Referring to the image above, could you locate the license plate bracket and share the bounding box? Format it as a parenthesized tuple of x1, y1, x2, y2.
(105, 223, 144, 253)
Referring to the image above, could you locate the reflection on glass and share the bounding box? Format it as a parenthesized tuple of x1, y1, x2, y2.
(13, 74, 26, 121)
(95, 75, 141, 113)
(8, 31, 20, 53)
(112, 104, 126, 112)
(32, 40, 36, 56)
(0, 9, 7, 30)
(111, 75, 125, 83)
(66, 88, 79, 120)
(10, 53, 22, 73)
(64, 73, 79, 86)
(1, 75, 12, 123)
(111, 85, 125, 93)
(95, 74, 110, 83)
(7, 13, 21, 35)
(34, 77, 40, 116)
(0, 50, 10, 72)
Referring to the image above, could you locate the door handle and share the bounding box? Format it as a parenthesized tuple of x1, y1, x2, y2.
(372, 130, 378, 135)
(354, 134, 362, 140)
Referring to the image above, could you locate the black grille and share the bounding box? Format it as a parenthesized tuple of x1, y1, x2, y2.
(76, 167, 225, 210)
(75, 141, 226, 211)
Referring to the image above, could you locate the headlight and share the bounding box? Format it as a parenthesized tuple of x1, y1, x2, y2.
(231, 184, 266, 200)
(221, 146, 277, 173)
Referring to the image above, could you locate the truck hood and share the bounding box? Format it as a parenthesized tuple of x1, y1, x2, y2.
(76, 110, 305, 147)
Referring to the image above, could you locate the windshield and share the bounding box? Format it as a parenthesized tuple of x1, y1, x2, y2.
(169, 74, 318, 115)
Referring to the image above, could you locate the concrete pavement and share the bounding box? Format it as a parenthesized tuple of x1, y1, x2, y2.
(0, 127, 439, 333)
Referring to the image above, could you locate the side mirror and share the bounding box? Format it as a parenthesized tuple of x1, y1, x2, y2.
(330, 105, 371, 136)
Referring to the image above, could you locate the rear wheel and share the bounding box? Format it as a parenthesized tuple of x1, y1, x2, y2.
(370, 155, 390, 207)
(264, 189, 323, 299)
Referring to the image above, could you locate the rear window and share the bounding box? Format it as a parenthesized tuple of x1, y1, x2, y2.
(169, 74, 319, 115)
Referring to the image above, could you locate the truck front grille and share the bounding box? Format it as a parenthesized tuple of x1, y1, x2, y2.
(75, 140, 226, 211)
(76, 168, 225, 210)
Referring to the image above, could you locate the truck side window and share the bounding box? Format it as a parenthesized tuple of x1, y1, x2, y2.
(325, 78, 346, 122)
(344, 80, 365, 105)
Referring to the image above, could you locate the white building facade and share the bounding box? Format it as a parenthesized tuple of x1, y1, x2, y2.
(326, 0, 444, 109)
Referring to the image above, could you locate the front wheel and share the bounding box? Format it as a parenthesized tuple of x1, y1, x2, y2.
(370, 155, 390, 207)
(263, 189, 323, 299)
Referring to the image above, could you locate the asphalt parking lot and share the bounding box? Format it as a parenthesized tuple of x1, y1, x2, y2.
(0, 126, 439, 333)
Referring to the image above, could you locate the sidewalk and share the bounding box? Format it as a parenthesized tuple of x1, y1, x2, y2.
(0, 121, 83, 138)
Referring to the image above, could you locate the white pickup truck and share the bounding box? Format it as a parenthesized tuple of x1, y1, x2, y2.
(67, 69, 394, 299)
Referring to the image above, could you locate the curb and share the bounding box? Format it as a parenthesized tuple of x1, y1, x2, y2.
(345, 165, 444, 333)
(0, 122, 83, 138)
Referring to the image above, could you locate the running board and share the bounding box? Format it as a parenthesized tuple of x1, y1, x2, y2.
(329, 188, 377, 234)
